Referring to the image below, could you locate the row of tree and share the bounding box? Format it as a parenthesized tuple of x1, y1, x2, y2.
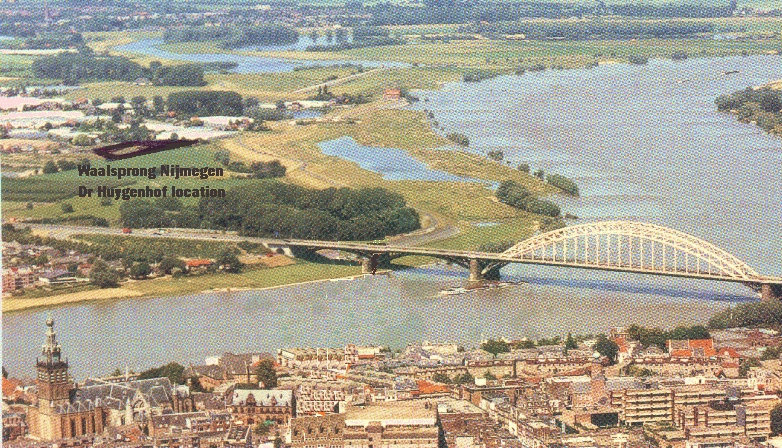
(167, 90, 244, 116)
(32, 53, 207, 86)
(356, 2, 734, 28)
(495, 180, 561, 217)
(163, 25, 299, 49)
(464, 19, 715, 40)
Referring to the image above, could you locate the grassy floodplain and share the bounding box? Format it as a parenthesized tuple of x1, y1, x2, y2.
(3, 15, 780, 308)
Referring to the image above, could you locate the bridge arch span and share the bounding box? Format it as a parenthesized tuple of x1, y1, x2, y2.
(502, 220, 759, 281)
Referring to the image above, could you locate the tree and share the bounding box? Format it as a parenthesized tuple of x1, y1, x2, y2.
(481, 338, 510, 356)
(517, 162, 530, 173)
(564, 332, 578, 352)
(159, 257, 186, 275)
(487, 150, 504, 161)
(593, 335, 619, 365)
(90, 259, 120, 288)
(214, 149, 231, 166)
(152, 95, 165, 114)
(42, 160, 58, 174)
(483, 371, 497, 381)
(72, 134, 94, 146)
(454, 372, 474, 385)
(255, 359, 277, 388)
(61, 203, 74, 213)
(100, 197, 113, 206)
(514, 340, 536, 349)
(216, 249, 243, 273)
(138, 362, 185, 384)
(446, 132, 469, 146)
(432, 372, 452, 384)
(772, 403, 782, 436)
(130, 95, 148, 117)
(129, 262, 152, 279)
(533, 169, 545, 180)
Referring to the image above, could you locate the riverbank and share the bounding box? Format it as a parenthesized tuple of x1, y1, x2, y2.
(2, 261, 364, 314)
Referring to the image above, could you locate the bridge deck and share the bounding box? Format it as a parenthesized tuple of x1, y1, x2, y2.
(282, 239, 782, 285)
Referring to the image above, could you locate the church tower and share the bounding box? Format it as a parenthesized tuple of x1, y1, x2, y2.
(36, 317, 73, 407)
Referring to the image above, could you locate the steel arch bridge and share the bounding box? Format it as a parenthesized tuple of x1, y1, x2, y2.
(501, 220, 760, 281)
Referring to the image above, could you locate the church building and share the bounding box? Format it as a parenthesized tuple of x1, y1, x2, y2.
(27, 318, 106, 441)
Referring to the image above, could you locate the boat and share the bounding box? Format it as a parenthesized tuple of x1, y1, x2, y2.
(723, 70, 740, 76)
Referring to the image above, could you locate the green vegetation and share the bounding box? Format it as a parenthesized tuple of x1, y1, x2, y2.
(593, 335, 620, 365)
(167, 90, 243, 116)
(480, 338, 510, 356)
(137, 362, 186, 385)
(254, 359, 278, 388)
(200, 182, 421, 240)
(496, 180, 561, 218)
(446, 132, 469, 147)
(465, 20, 716, 40)
(31, 52, 207, 86)
(89, 259, 120, 288)
(626, 324, 711, 350)
(709, 301, 782, 329)
(716, 86, 782, 134)
(546, 174, 579, 196)
(163, 25, 299, 49)
(462, 69, 500, 83)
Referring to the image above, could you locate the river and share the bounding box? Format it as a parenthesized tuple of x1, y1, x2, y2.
(4, 50, 781, 380)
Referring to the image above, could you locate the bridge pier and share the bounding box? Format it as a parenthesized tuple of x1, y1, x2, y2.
(469, 258, 483, 283)
(361, 258, 373, 275)
(761, 283, 782, 302)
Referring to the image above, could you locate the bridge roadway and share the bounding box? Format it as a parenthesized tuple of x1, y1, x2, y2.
(279, 239, 782, 285)
(21, 224, 782, 299)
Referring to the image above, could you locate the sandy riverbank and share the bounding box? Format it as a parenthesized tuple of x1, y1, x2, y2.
(1, 267, 391, 314)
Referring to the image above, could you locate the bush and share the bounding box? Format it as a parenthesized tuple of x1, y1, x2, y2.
(72, 134, 94, 146)
(90, 259, 120, 288)
(546, 174, 579, 196)
(61, 203, 74, 213)
(628, 54, 648, 65)
(446, 132, 469, 146)
(42, 161, 59, 174)
(671, 50, 688, 61)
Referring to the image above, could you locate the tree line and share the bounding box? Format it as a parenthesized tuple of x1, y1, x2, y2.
(113, 181, 420, 241)
(32, 53, 207, 86)
(163, 24, 299, 49)
(495, 180, 561, 218)
(463, 19, 715, 40)
(352, 2, 733, 27)
(715, 87, 782, 134)
(197, 182, 421, 241)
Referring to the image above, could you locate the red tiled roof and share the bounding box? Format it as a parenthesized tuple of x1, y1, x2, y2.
(688, 339, 714, 350)
(2, 378, 20, 398)
(186, 259, 213, 267)
(417, 380, 449, 395)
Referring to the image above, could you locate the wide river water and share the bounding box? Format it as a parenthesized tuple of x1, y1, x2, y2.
(4, 48, 782, 380)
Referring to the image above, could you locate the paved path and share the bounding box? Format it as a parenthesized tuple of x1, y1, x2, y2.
(290, 67, 386, 95)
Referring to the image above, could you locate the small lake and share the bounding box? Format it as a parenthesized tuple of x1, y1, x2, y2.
(117, 39, 409, 74)
(318, 136, 476, 182)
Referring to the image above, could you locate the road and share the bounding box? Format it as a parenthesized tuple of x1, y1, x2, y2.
(290, 68, 385, 95)
(20, 224, 782, 287)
